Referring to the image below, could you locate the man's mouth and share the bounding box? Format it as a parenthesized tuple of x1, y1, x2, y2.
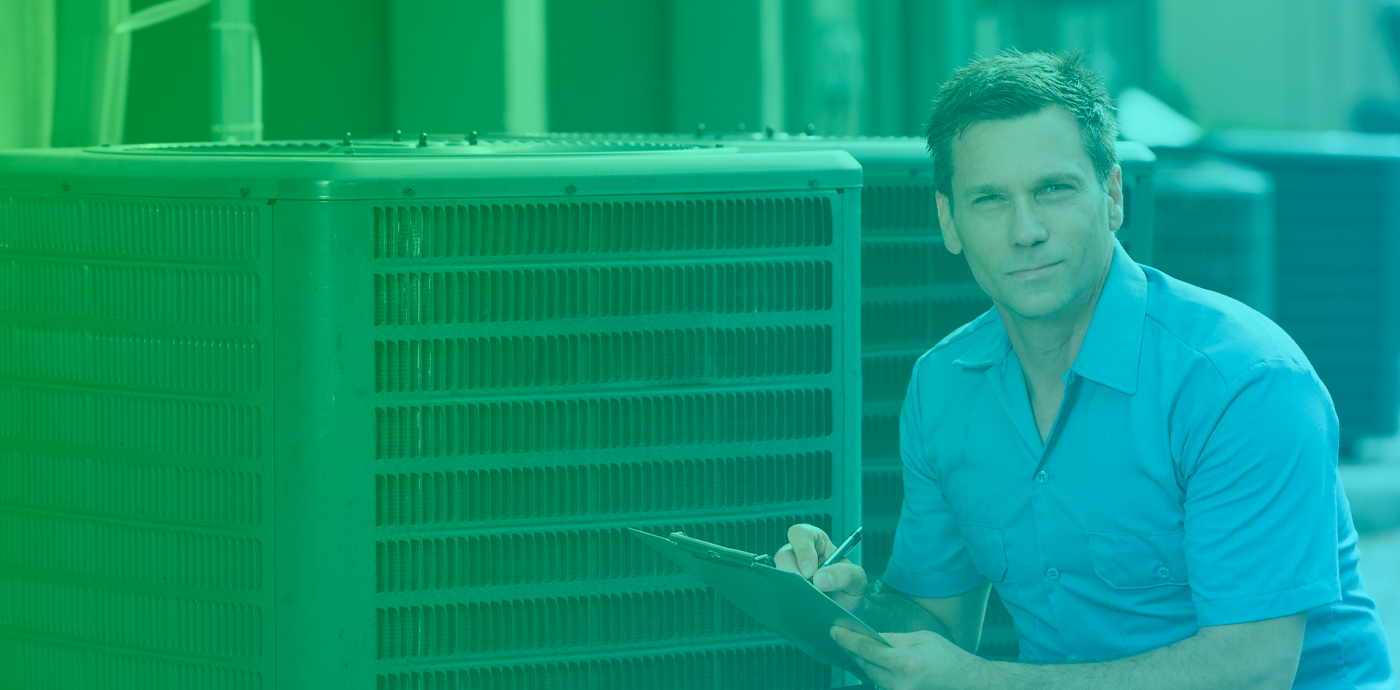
(1009, 261, 1062, 277)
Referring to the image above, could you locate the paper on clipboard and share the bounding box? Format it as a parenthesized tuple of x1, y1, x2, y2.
(629, 528, 891, 681)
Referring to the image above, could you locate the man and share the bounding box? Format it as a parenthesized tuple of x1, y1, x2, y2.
(776, 51, 1395, 689)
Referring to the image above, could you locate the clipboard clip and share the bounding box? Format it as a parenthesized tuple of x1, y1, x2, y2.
(669, 532, 775, 570)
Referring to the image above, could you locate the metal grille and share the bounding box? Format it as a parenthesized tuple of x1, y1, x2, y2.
(368, 189, 851, 686)
(1151, 152, 1274, 316)
(0, 194, 273, 686)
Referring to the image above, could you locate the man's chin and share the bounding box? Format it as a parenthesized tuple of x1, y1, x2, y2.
(996, 295, 1074, 322)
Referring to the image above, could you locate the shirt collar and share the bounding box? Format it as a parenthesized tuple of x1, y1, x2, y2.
(950, 239, 1146, 395)
(1071, 240, 1146, 395)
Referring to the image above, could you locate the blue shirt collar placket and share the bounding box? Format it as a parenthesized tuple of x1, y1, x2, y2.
(950, 240, 1149, 467)
(1069, 240, 1147, 398)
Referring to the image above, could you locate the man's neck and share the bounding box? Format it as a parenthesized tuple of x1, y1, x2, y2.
(998, 250, 1114, 386)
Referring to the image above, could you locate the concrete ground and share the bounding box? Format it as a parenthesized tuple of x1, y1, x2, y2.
(1359, 526, 1400, 665)
(1343, 460, 1400, 666)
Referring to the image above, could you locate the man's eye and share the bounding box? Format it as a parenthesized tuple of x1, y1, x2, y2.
(974, 195, 999, 204)
(1041, 184, 1071, 195)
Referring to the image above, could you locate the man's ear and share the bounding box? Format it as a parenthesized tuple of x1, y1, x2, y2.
(936, 191, 963, 255)
(1106, 165, 1124, 233)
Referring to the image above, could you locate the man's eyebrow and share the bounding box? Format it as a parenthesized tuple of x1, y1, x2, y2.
(1035, 171, 1088, 186)
(961, 171, 1090, 198)
(962, 183, 1005, 198)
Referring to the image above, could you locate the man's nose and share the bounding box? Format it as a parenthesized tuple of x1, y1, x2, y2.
(1009, 196, 1049, 247)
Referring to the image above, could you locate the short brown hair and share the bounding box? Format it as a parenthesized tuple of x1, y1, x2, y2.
(926, 50, 1118, 212)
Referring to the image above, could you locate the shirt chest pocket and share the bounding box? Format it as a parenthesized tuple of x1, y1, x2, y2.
(1088, 530, 1190, 588)
(956, 521, 1008, 582)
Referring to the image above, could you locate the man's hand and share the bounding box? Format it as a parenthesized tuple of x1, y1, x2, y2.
(773, 523, 867, 611)
(835, 611, 1308, 690)
(832, 626, 984, 690)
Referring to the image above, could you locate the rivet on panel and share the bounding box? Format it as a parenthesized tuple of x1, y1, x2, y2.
(564, 185, 577, 195)
(403, 187, 416, 198)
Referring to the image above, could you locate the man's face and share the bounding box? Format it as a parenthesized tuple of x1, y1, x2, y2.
(936, 106, 1123, 320)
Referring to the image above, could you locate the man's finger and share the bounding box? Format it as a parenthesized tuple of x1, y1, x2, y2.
(882, 630, 936, 648)
(860, 660, 896, 690)
(786, 523, 832, 578)
(772, 544, 799, 573)
(812, 562, 867, 596)
(831, 627, 893, 684)
(830, 625, 891, 662)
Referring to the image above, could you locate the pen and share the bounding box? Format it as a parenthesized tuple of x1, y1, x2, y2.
(819, 526, 863, 569)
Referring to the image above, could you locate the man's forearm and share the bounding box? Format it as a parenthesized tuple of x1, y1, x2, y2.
(856, 580, 953, 637)
(973, 614, 1305, 690)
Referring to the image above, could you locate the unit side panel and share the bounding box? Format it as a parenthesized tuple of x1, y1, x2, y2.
(269, 190, 857, 689)
(0, 193, 276, 689)
(369, 191, 849, 688)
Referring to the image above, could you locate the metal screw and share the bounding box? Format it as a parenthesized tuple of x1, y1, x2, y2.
(765, 126, 775, 139)
(736, 122, 746, 133)
(343, 132, 352, 146)
(805, 123, 816, 136)
(418, 133, 428, 148)
(393, 129, 402, 142)
(61, 182, 71, 192)
(469, 131, 478, 146)
(696, 123, 706, 138)
(564, 185, 577, 195)
(239, 187, 250, 198)
(403, 187, 416, 198)
(808, 179, 818, 188)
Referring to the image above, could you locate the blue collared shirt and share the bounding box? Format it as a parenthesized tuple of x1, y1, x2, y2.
(884, 241, 1394, 688)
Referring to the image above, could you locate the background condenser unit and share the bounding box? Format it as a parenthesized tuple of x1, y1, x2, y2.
(1151, 150, 1275, 316)
(1202, 131, 1400, 457)
(0, 138, 863, 690)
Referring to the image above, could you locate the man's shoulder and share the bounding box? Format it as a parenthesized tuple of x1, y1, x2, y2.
(1142, 266, 1314, 383)
(919, 306, 1001, 365)
(900, 307, 1003, 405)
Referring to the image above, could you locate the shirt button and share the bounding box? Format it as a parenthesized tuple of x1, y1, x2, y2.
(1035, 471, 1048, 484)
(1046, 567, 1060, 581)
(1157, 566, 1171, 579)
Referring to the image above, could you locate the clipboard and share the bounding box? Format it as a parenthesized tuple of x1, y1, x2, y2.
(629, 528, 891, 682)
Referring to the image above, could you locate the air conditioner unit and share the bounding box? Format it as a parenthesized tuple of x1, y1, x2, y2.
(1202, 131, 1400, 456)
(1151, 151, 1275, 316)
(0, 137, 863, 690)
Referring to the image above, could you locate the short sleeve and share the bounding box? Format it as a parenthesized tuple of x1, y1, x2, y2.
(1181, 360, 1341, 627)
(881, 356, 985, 598)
